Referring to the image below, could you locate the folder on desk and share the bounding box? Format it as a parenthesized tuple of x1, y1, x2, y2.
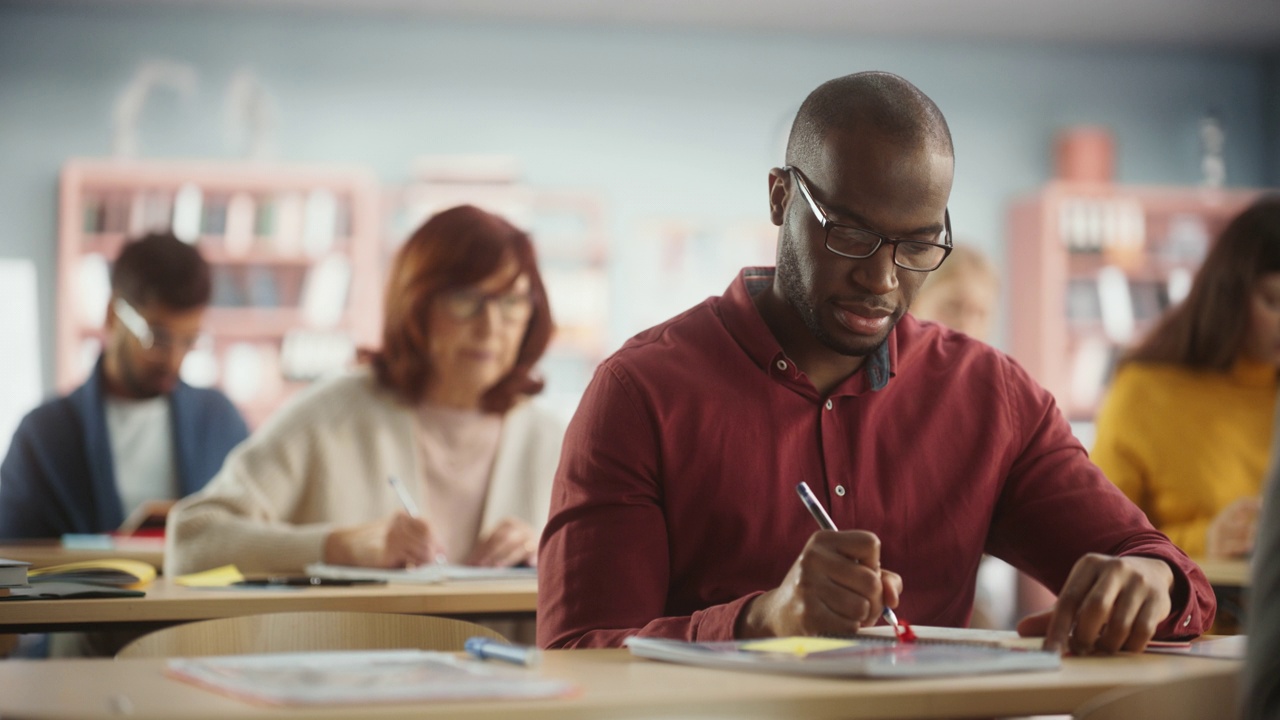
(625, 628, 1061, 679)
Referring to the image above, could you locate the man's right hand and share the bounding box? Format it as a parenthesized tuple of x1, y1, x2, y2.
(323, 512, 446, 568)
(737, 530, 903, 639)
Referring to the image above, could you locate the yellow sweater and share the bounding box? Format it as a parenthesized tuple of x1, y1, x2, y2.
(1091, 359, 1276, 557)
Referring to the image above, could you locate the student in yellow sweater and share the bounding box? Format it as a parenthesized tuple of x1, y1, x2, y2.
(1092, 195, 1280, 559)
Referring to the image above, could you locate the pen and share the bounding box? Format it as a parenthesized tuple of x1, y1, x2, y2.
(464, 636, 542, 667)
(387, 475, 421, 519)
(794, 481, 915, 643)
(387, 475, 447, 566)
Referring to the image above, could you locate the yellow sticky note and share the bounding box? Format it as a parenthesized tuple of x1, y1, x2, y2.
(739, 637, 858, 656)
(174, 564, 244, 587)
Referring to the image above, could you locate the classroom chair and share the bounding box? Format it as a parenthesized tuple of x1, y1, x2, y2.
(1071, 666, 1240, 720)
(114, 611, 508, 659)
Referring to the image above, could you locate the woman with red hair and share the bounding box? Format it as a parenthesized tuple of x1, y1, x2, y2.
(166, 205, 564, 576)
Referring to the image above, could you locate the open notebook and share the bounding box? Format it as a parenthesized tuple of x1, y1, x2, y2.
(625, 626, 1061, 679)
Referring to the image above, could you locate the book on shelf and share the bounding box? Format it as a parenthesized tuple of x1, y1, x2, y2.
(166, 649, 577, 706)
(305, 562, 536, 585)
(624, 626, 1062, 679)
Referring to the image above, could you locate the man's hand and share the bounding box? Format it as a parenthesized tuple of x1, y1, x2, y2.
(465, 517, 538, 568)
(1016, 554, 1174, 655)
(1206, 496, 1261, 559)
(323, 512, 446, 568)
(738, 530, 903, 639)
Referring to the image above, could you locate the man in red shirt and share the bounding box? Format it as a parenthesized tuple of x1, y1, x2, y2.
(538, 71, 1215, 655)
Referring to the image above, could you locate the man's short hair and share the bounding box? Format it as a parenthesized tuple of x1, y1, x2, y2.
(110, 232, 212, 310)
(786, 71, 953, 169)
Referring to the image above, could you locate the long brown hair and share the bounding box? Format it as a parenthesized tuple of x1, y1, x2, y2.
(370, 205, 553, 412)
(1124, 194, 1280, 370)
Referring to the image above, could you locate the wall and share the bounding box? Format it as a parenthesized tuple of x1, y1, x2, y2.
(0, 3, 1274, 404)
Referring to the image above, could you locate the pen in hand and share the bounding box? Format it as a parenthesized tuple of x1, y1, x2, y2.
(794, 481, 915, 643)
(387, 475, 447, 566)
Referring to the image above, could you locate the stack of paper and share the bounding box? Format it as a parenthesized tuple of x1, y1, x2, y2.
(304, 563, 536, 585)
(0, 558, 30, 596)
(167, 650, 576, 705)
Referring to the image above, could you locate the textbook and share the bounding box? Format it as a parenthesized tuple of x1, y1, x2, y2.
(624, 627, 1061, 679)
(166, 649, 577, 706)
(0, 558, 31, 587)
(305, 562, 536, 585)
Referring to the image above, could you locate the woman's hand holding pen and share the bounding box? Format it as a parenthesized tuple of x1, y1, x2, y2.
(466, 517, 538, 568)
(323, 512, 448, 568)
(738, 530, 903, 639)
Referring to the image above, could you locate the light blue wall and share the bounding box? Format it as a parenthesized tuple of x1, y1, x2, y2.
(1, 4, 1274, 393)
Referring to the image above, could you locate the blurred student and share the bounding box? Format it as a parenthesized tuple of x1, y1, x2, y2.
(1242, 395, 1280, 720)
(166, 205, 564, 577)
(0, 232, 248, 539)
(910, 244, 999, 341)
(1092, 196, 1280, 559)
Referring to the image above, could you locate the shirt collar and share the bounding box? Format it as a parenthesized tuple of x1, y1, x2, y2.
(718, 267, 893, 395)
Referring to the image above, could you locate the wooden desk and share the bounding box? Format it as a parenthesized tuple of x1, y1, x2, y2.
(0, 578, 537, 634)
(0, 540, 165, 572)
(0, 648, 1240, 720)
(1196, 557, 1251, 588)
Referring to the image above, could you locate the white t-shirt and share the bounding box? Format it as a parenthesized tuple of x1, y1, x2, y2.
(105, 395, 178, 520)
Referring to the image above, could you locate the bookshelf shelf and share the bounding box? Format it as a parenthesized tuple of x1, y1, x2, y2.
(1006, 181, 1263, 422)
(58, 158, 382, 428)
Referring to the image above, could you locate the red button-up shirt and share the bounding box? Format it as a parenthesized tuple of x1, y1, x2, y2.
(538, 268, 1214, 648)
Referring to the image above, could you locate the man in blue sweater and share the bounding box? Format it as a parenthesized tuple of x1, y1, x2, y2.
(0, 232, 248, 538)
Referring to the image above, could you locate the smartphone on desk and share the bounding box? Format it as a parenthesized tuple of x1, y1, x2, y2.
(232, 576, 387, 587)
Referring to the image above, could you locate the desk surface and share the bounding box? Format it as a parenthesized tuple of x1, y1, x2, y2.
(0, 648, 1241, 720)
(1195, 557, 1251, 588)
(0, 578, 537, 633)
(0, 540, 165, 572)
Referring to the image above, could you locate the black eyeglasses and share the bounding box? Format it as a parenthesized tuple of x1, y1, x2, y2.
(441, 288, 534, 323)
(785, 165, 952, 272)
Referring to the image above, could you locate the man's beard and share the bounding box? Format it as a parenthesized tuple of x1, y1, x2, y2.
(777, 234, 891, 358)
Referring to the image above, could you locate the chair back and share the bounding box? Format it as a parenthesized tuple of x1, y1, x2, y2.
(1073, 667, 1240, 720)
(115, 611, 508, 659)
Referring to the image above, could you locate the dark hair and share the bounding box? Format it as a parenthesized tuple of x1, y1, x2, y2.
(1125, 194, 1280, 369)
(370, 205, 553, 413)
(110, 232, 212, 309)
(786, 71, 953, 170)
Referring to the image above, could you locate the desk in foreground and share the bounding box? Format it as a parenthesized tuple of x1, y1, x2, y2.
(0, 648, 1240, 720)
(0, 578, 537, 634)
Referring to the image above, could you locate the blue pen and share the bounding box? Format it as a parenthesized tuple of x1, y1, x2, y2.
(795, 481, 910, 641)
(465, 636, 542, 667)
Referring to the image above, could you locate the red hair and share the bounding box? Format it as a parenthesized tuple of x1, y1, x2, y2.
(370, 205, 553, 412)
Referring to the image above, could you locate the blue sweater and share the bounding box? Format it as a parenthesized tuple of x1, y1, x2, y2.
(0, 359, 249, 538)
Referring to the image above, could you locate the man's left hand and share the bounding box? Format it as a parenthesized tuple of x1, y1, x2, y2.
(1015, 554, 1174, 655)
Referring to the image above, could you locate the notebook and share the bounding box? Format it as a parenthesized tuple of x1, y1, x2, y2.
(0, 558, 30, 587)
(166, 649, 577, 705)
(27, 559, 156, 589)
(0, 581, 146, 601)
(305, 562, 536, 585)
(625, 626, 1061, 679)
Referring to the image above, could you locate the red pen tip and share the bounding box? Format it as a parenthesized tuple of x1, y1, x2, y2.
(898, 620, 917, 643)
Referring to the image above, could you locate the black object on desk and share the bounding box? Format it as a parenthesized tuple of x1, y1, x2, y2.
(233, 576, 387, 587)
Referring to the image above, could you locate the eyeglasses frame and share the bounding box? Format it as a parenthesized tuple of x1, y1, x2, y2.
(784, 165, 953, 272)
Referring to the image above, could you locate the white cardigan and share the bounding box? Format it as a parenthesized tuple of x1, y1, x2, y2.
(165, 368, 565, 576)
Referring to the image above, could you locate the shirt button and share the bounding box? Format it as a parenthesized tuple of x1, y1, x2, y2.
(824, 399, 833, 410)
(835, 485, 846, 497)
(1183, 615, 1191, 627)
(776, 359, 788, 371)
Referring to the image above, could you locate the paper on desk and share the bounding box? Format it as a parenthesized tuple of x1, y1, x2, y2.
(857, 625, 1047, 650)
(305, 562, 536, 585)
(166, 649, 577, 705)
(175, 564, 245, 587)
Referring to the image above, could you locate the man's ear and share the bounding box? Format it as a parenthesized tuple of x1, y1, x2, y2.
(767, 167, 789, 227)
